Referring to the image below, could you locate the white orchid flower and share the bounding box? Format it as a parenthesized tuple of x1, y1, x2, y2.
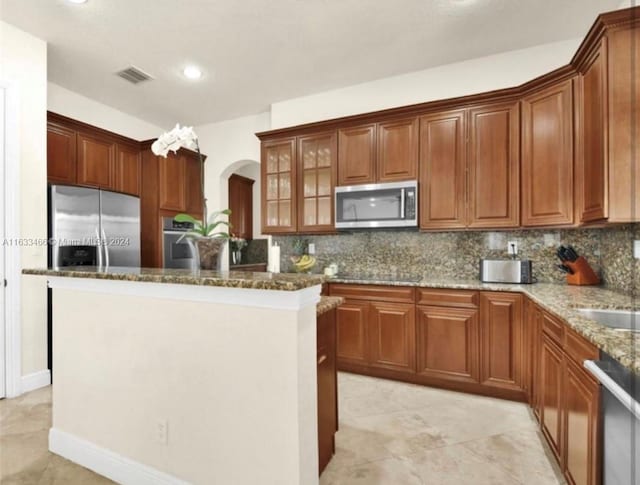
(151, 124, 199, 157)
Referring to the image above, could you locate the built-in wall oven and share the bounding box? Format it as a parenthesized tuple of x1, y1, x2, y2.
(162, 217, 197, 270)
(335, 180, 418, 229)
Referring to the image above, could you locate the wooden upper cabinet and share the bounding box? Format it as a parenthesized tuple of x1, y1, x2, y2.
(337, 124, 376, 185)
(540, 333, 564, 461)
(158, 151, 186, 212)
(377, 118, 418, 182)
(521, 79, 575, 227)
(114, 144, 141, 196)
(262, 137, 297, 233)
(185, 155, 203, 218)
(606, 26, 640, 223)
(228, 174, 254, 239)
(479, 292, 524, 393)
(467, 101, 520, 228)
(564, 359, 600, 485)
(419, 110, 467, 229)
(47, 122, 77, 185)
(298, 131, 337, 233)
(578, 40, 608, 223)
(416, 305, 480, 384)
(369, 302, 415, 374)
(336, 300, 370, 366)
(76, 132, 115, 189)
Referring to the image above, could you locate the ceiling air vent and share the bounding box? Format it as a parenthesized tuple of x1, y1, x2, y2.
(115, 66, 154, 85)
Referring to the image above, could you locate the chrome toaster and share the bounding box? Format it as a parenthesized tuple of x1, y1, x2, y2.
(480, 259, 533, 284)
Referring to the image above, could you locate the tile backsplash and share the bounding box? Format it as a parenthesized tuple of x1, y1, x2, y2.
(274, 224, 640, 294)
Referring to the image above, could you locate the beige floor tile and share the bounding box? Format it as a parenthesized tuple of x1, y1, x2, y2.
(321, 455, 423, 485)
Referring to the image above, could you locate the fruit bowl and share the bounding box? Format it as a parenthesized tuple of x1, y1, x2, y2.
(291, 254, 316, 273)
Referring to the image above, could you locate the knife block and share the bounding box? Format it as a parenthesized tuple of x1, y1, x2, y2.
(564, 257, 600, 286)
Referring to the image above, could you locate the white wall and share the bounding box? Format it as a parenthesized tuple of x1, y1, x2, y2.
(195, 113, 270, 268)
(270, 38, 581, 129)
(0, 21, 48, 378)
(48, 82, 163, 141)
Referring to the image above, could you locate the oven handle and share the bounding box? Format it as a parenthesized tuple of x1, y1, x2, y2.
(400, 188, 405, 219)
(163, 230, 192, 236)
(584, 360, 640, 420)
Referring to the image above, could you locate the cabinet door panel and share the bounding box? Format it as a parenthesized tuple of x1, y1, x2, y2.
(228, 174, 254, 239)
(114, 144, 141, 196)
(158, 152, 186, 212)
(540, 334, 564, 461)
(416, 305, 479, 383)
(522, 79, 574, 226)
(317, 308, 337, 474)
(338, 124, 376, 185)
(77, 133, 115, 189)
(468, 101, 520, 228)
(377, 118, 418, 182)
(47, 123, 77, 184)
(261, 138, 297, 233)
(298, 131, 337, 233)
(185, 156, 204, 218)
(336, 300, 370, 366)
(564, 359, 600, 485)
(480, 292, 524, 391)
(419, 110, 467, 229)
(579, 41, 608, 222)
(369, 302, 415, 374)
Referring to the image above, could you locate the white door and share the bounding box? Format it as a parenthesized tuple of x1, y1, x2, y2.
(0, 86, 6, 399)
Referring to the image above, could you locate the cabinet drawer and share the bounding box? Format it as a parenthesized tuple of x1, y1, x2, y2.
(417, 288, 478, 308)
(329, 284, 415, 303)
(564, 328, 599, 365)
(542, 311, 565, 345)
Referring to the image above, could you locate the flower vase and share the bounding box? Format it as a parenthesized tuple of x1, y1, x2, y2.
(194, 238, 227, 271)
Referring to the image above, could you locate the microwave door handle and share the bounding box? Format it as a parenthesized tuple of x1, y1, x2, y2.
(400, 188, 406, 219)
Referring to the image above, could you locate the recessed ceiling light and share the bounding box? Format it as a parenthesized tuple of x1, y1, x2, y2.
(67, 0, 88, 4)
(183, 65, 202, 80)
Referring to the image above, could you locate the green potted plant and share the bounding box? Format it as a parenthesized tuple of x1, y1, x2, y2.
(152, 124, 231, 271)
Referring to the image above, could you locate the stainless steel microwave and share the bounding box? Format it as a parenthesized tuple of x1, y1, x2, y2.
(335, 180, 418, 229)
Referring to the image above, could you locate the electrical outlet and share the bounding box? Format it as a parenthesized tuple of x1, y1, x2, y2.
(308, 243, 316, 255)
(634, 240, 640, 259)
(507, 241, 518, 256)
(156, 419, 168, 445)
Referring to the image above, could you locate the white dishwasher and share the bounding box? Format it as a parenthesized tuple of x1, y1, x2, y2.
(585, 353, 640, 485)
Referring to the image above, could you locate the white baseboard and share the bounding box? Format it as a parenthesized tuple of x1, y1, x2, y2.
(21, 370, 51, 394)
(49, 428, 189, 485)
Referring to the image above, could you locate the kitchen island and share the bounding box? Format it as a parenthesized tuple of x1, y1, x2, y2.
(23, 267, 327, 485)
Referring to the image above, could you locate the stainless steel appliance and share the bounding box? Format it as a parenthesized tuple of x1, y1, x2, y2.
(335, 180, 418, 229)
(480, 259, 533, 284)
(162, 217, 197, 270)
(49, 185, 140, 268)
(585, 353, 640, 485)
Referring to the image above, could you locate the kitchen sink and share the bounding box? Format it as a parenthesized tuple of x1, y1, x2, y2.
(577, 308, 640, 332)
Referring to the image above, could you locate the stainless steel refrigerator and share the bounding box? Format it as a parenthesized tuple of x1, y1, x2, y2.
(49, 185, 140, 268)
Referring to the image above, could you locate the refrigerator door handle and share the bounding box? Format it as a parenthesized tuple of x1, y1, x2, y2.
(102, 228, 110, 267)
(95, 228, 103, 268)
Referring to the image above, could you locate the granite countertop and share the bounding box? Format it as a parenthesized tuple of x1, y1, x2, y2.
(23, 266, 325, 292)
(328, 275, 640, 375)
(317, 296, 344, 316)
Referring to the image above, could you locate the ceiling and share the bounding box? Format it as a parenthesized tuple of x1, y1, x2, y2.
(0, 0, 622, 127)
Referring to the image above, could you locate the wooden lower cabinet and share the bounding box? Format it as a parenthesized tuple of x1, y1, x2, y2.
(317, 308, 338, 474)
(540, 333, 565, 460)
(479, 292, 524, 394)
(336, 300, 370, 366)
(564, 359, 601, 485)
(534, 307, 602, 485)
(416, 305, 479, 383)
(369, 302, 415, 374)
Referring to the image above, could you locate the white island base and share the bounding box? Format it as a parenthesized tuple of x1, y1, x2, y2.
(47, 276, 321, 485)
